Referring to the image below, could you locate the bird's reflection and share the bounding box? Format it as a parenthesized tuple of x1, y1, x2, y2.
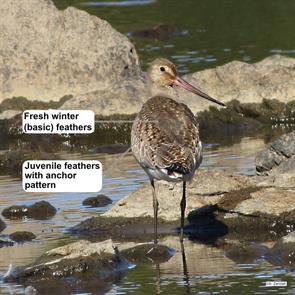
(180, 238, 191, 294)
(154, 239, 192, 294)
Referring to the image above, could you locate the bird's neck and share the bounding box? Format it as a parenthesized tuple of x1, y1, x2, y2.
(149, 83, 179, 100)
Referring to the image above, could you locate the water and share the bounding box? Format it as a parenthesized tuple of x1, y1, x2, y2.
(54, 0, 295, 74)
(1, 132, 295, 294)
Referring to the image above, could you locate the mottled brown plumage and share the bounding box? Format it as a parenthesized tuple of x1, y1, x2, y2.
(131, 58, 225, 244)
(132, 95, 202, 178)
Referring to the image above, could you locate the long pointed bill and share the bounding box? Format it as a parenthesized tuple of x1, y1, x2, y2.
(174, 77, 226, 107)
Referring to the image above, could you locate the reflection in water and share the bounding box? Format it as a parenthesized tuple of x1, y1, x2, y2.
(180, 239, 191, 295)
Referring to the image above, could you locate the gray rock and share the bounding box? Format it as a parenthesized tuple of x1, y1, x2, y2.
(180, 55, 295, 114)
(256, 131, 295, 175)
(103, 169, 250, 221)
(0, 0, 141, 103)
(232, 187, 295, 216)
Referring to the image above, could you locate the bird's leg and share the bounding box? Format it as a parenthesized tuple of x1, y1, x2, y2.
(151, 179, 159, 244)
(180, 181, 186, 242)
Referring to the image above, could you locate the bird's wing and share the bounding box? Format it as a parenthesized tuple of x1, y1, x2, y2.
(131, 96, 202, 175)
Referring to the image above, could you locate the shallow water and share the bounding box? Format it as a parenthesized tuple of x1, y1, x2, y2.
(1, 131, 295, 294)
(53, 0, 295, 73)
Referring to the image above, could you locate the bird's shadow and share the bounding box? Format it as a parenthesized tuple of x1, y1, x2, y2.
(180, 204, 259, 245)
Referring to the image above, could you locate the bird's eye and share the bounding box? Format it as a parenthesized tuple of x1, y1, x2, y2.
(160, 66, 165, 72)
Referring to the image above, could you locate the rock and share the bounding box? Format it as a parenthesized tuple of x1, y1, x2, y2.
(251, 173, 295, 189)
(179, 55, 295, 114)
(9, 231, 36, 242)
(0, 218, 6, 232)
(225, 242, 269, 264)
(4, 239, 135, 294)
(82, 195, 112, 208)
(217, 185, 295, 218)
(2, 201, 57, 220)
(0, 0, 141, 107)
(103, 169, 250, 221)
(132, 24, 182, 41)
(0, 150, 60, 177)
(121, 244, 175, 264)
(59, 79, 147, 117)
(256, 131, 295, 175)
(268, 232, 295, 266)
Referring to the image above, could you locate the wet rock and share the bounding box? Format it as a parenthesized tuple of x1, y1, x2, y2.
(0, 150, 60, 177)
(216, 187, 295, 241)
(256, 131, 295, 175)
(9, 231, 36, 242)
(0, 218, 6, 232)
(121, 243, 175, 264)
(0, 0, 141, 109)
(72, 216, 177, 242)
(103, 169, 250, 221)
(82, 195, 112, 208)
(132, 24, 182, 41)
(4, 239, 133, 294)
(225, 242, 269, 264)
(2, 201, 57, 220)
(268, 232, 295, 266)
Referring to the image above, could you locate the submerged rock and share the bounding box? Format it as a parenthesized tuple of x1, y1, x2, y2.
(121, 243, 175, 264)
(225, 242, 269, 264)
(9, 231, 36, 243)
(268, 232, 295, 266)
(132, 24, 182, 41)
(82, 195, 112, 208)
(2, 201, 57, 220)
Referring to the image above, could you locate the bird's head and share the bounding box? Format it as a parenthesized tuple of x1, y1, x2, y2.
(147, 58, 226, 107)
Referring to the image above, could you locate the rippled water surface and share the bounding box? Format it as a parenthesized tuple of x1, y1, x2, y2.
(54, 0, 295, 73)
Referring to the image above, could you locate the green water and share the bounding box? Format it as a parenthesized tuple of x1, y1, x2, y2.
(53, 0, 295, 73)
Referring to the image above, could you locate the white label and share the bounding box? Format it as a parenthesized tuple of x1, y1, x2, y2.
(22, 110, 95, 134)
(265, 281, 287, 287)
(22, 160, 102, 192)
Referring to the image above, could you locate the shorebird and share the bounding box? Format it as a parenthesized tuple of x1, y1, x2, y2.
(131, 58, 225, 244)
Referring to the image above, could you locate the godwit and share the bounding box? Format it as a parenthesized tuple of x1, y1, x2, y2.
(131, 58, 225, 243)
